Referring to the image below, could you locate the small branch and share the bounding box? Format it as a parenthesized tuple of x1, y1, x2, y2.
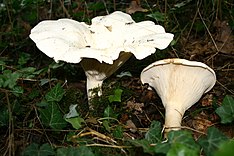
(86, 143, 132, 149)
(4, 90, 15, 156)
(59, 0, 71, 18)
(33, 106, 53, 146)
(163, 125, 206, 135)
(216, 80, 234, 95)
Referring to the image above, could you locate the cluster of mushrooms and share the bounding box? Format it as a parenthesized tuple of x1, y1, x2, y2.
(30, 11, 216, 136)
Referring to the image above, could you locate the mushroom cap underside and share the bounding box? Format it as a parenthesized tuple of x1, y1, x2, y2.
(140, 58, 216, 110)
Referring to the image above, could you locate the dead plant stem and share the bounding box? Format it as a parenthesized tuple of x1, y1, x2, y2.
(216, 80, 234, 95)
(59, 0, 71, 18)
(33, 106, 53, 146)
(4, 91, 14, 156)
(86, 143, 132, 149)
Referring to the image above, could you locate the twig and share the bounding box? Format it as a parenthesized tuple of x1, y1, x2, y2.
(78, 127, 117, 144)
(198, 9, 219, 52)
(33, 106, 53, 146)
(216, 80, 234, 95)
(86, 143, 132, 149)
(59, 0, 71, 18)
(185, 2, 200, 42)
(49, 0, 53, 19)
(163, 125, 206, 135)
(4, 90, 15, 156)
(102, 0, 109, 15)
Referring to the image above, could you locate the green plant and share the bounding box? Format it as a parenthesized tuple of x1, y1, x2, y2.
(37, 83, 67, 130)
(215, 95, 234, 124)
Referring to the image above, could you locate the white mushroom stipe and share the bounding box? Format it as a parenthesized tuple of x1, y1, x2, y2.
(140, 58, 216, 135)
(81, 52, 132, 100)
(30, 11, 174, 105)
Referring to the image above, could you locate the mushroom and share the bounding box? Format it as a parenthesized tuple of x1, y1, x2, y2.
(140, 58, 216, 134)
(30, 11, 174, 104)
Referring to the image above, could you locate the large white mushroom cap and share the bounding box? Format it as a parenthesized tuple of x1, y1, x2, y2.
(30, 11, 174, 104)
(140, 58, 216, 134)
(30, 11, 174, 64)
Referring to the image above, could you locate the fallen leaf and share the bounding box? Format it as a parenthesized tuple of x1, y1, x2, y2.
(213, 19, 234, 54)
(126, 0, 148, 14)
(201, 94, 213, 107)
(192, 111, 213, 132)
(126, 120, 137, 133)
(126, 100, 144, 113)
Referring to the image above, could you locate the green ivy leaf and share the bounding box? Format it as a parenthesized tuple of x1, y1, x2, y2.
(103, 105, 117, 118)
(17, 67, 37, 79)
(39, 102, 67, 130)
(12, 86, 24, 97)
(45, 84, 65, 102)
(129, 139, 154, 154)
(0, 107, 8, 127)
(49, 62, 64, 69)
(215, 95, 234, 123)
(147, 11, 165, 22)
(102, 120, 111, 132)
(113, 125, 123, 138)
(0, 70, 20, 89)
(56, 146, 94, 156)
(23, 143, 55, 156)
(64, 104, 79, 118)
(108, 88, 123, 103)
(153, 130, 200, 155)
(145, 120, 162, 143)
(18, 52, 31, 66)
(198, 127, 229, 156)
(128, 121, 162, 155)
(214, 139, 234, 156)
(0, 60, 6, 71)
(40, 78, 57, 86)
(65, 117, 84, 130)
(36, 100, 49, 107)
(167, 143, 198, 156)
(87, 1, 105, 11)
(153, 142, 171, 154)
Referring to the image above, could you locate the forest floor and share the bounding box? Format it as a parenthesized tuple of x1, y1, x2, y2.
(0, 0, 233, 155)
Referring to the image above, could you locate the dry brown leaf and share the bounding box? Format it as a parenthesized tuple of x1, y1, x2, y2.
(126, 100, 144, 113)
(192, 111, 213, 133)
(126, 0, 148, 14)
(214, 19, 234, 54)
(120, 113, 129, 123)
(201, 94, 214, 107)
(126, 120, 137, 132)
(85, 117, 98, 124)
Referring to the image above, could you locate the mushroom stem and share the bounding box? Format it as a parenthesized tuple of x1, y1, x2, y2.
(164, 106, 185, 133)
(81, 52, 132, 104)
(86, 78, 103, 100)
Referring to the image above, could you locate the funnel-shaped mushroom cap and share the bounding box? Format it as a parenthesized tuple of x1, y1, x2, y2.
(90, 11, 174, 61)
(30, 11, 174, 64)
(140, 58, 216, 133)
(30, 19, 94, 63)
(30, 11, 174, 103)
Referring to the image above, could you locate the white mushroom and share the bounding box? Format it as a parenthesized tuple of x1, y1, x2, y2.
(140, 58, 216, 134)
(29, 11, 174, 104)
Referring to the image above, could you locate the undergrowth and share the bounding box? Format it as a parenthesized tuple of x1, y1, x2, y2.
(0, 0, 233, 155)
